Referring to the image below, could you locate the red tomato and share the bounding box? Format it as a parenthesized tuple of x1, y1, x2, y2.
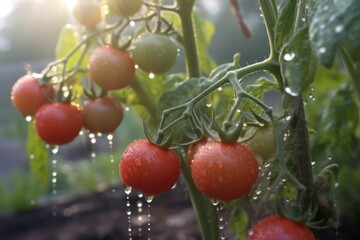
(247, 216, 316, 240)
(88, 46, 135, 91)
(35, 102, 83, 145)
(83, 96, 123, 134)
(73, 0, 102, 29)
(11, 75, 53, 117)
(119, 139, 181, 196)
(191, 141, 259, 202)
(186, 137, 211, 167)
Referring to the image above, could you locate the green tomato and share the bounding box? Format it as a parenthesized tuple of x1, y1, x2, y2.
(245, 125, 276, 161)
(107, 0, 142, 17)
(132, 33, 178, 74)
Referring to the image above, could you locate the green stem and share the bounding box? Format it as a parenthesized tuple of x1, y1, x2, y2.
(258, 0, 278, 60)
(130, 76, 158, 121)
(176, 149, 219, 240)
(177, 0, 201, 78)
(340, 47, 360, 101)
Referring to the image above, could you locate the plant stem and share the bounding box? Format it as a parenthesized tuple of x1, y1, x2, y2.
(129, 76, 158, 121)
(288, 95, 315, 213)
(177, 0, 201, 78)
(258, 0, 278, 60)
(176, 149, 219, 240)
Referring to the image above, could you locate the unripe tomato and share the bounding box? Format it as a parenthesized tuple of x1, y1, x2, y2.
(191, 141, 259, 202)
(35, 102, 83, 145)
(88, 46, 135, 91)
(107, 0, 142, 17)
(245, 125, 276, 161)
(73, 0, 102, 29)
(83, 96, 123, 134)
(132, 33, 178, 74)
(247, 216, 315, 240)
(120, 139, 181, 196)
(11, 75, 53, 117)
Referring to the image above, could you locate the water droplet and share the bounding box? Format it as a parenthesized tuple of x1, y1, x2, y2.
(137, 192, 144, 198)
(130, 21, 136, 27)
(126, 209, 132, 215)
(25, 116, 32, 122)
(29, 154, 35, 160)
(285, 86, 299, 96)
(125, 186, 132, 195)
(318, 47, 327, 54)
(145, 195, 154, 203)
(206, 103, 212, 108)
(218, 87, 223, 91)
(211, 198, 220, 206)
(149, 73, 155, 79)
(51, 145, 59, 154)
(335, 24, 344, 33)
(283, 52, 296, 61)
(125, 106, 130, 111)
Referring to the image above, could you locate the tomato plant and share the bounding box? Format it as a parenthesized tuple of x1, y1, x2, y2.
(15, 0, 360, 239)
(34, 102, 83, 145)
(247, 216, 316, 240)
(119, 139, 181, 196)
(88, 46, 135, 91)
(132, 33, 178, 74)
(191, 141, 259, 202)
(11, 75, 53, 117)
(83, 96, 123, 134)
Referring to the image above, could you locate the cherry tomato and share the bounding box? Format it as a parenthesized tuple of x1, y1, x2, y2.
(191, 141, 259, 202)
(11, 75, 53, 117)
(107, 0, 142, 17)
(132, 33, 178, 74)
(245, 125, 276, 161)
(119, 139, 181, 196)
(247, 216, 315, 240)
(83, 96, 123, 134)
(89, 46, 135, 91)
(186, 137, 211, 167)
(35, 102, 83, 145)
(73, 0, 102, 29)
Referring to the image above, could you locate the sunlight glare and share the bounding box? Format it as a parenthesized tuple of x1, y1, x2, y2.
(0, 0, 14, 18)
(61, 0, 77, 12)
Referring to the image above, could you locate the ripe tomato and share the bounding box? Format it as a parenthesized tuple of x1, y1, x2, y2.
(89, 46, 135, 91)
(107, 0, 142, 17)
(132, 33, 178, 74)
(245, 125, 276, 161)
(119, 139, 181, 196)
(83, 96, 123, 134)
(11, 75, 53, 117)
(73, 0, 102, 29)
(247, 216, 315, 240)
(191, 141, 259, 202)
(35, 102, 83, 145)
(186, 137, 211, 167)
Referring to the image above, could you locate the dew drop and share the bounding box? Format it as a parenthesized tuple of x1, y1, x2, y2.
(25, 115, 32, 122)
(145, 195, 154, 203)
(125, 106, 130, 112)
(335, 24, 344, 34)
(149, 73, 155, 79)
(130, 21, 136, 27)
(206, 103, 212, 108)
(284, 86, 299, 96)
(211, 198, 220, 206)
(283, 52, 296, 62)
(124, 186, 132, 195)
(318, 47, 327, 55)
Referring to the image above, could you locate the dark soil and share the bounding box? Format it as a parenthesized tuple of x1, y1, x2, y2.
(0, 185, 359, 240)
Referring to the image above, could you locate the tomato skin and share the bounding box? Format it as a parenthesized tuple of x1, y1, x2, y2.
(247, 216, 316, 240)
(73, 0, 102, 29)
(89, 46, 135, 91)
(191, 141, 259, 202)
(119, 139, 181, 196)
(186, 137, 211, 167)
(107, 0, 142, 17)
(83, 96, 123, 134)
(132, 33, 178, 74)
(245, 126, 276, 161)
(35, 102, 83, 145)
(11, 75, 53, 117)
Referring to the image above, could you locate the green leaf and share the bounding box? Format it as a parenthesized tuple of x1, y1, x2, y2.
(229, 200, 249, 240)
(26, 122, 50, 184)
(274, 0, 298, 52)
(280, 27, 316, 96)
(193, 10, 217, 75)
(309, 0, 360, 66)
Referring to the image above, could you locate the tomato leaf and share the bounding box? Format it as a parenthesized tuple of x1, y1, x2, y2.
(26, 122, 50, 184)
(309, 0, 360, 67)
(193, 10, 217, 75)
(274, 0, 298, 52)
(280, 27, 316, 96)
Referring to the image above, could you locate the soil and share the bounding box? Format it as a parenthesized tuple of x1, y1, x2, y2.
(0, 185, 359, 240)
